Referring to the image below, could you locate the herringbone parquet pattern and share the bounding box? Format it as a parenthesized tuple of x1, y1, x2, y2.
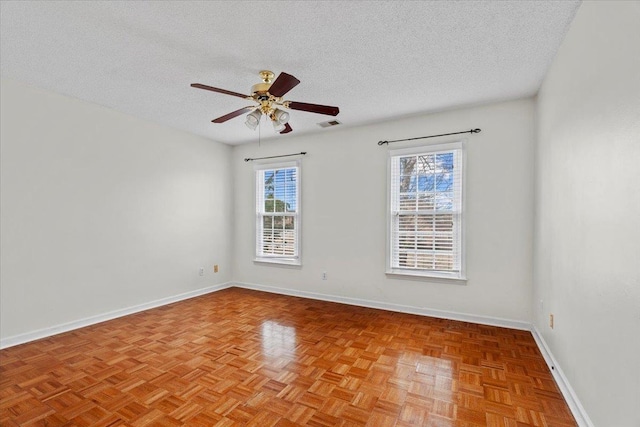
(0, 288, 576, 426)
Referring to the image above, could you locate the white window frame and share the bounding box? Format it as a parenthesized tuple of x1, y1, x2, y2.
(386, 141, 466, 282)
(254, 160, 301, 266)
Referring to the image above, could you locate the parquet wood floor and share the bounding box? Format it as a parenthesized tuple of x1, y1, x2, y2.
(1, 287, 577, 426)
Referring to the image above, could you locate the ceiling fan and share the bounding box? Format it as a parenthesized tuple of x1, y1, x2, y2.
(191, 70, 339, 135)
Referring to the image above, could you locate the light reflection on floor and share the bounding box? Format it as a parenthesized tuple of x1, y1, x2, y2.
(260, 320, 297, 359)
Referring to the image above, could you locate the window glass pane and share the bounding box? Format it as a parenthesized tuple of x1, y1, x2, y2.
(264, 199, 275, 212)
(435, 193, 453, 211)
(398, 234, 415, 249)
(417, 235, 434, 251)
(273, 216, 283, 229)
(282, 231, 295, 256)
(398, 252, 415, 268)
(436, 152, 453, 172)
(398, 214, 416, 232)
(262, 232, 273, 246)
(400, 157, 416, 175)
(416, 255, 433, 269)
(434, 235, 453, 251)
(435, 171, 452, 192)
(435, 254, 454, 270)
(284, 216, 295, 230)
(399, 175, 415, 193)
(399, 194, 416, 211)
(416, 215, 434, 230)
(271, 170, 284, 212)
(417, 193, 434, 210)
(435, 214, 453, 231)
(264, 170, 275, 212)
(261, 216, 296, 256)
(263, 216, 273, 229)
(417, 155, 434, 174)
(262, 168, 297, 213)
(397, 252, 409, 267)
(417, 175, 435, 192)
(284, 181, 296, 212)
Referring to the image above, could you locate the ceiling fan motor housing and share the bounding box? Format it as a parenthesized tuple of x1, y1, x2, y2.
(252, 70, 275, 95)
(251, 82, 271, 95)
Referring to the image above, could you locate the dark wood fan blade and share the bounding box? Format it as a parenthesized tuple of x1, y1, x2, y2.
(280, 123, 293, 134)
(288, 101, 339, 116)
(268, 73, 300, 97)
(212, 107, 254, 123)
(191, 83, 249, 99)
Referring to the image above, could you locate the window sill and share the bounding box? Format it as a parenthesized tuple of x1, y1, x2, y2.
(254, 258, 301, 268)
(385, 270, 467, 284)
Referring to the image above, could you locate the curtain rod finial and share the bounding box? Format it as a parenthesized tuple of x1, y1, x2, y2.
(378, 140, 388, 146)
(244, 158, 251, 162)
(471, 128, 481, 133)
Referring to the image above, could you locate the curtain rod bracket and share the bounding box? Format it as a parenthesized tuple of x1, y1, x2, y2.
(378, 128, 481, 146)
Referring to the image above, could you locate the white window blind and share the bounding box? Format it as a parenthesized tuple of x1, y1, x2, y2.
(389, 143, 464, 279)
(255, 161, 300, 264)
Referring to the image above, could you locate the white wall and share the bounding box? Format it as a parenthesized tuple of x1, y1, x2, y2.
(534, 2, 640, 426)
(0, 78, 233, 341)
(233, 99, 535, 323)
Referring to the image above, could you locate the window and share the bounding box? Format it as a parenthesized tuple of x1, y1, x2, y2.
(255, 161, 300, 265)
(388, 142, 464, 280)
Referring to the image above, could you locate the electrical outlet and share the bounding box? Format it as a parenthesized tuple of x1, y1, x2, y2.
(549, 314, 554, 329)
(214, 265, 219, 273)
(198, 267, 204, 276)
(322, 271, 327, 280)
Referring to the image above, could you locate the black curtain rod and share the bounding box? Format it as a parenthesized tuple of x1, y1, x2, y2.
(244, 152, 307, 162)
(378, 128, 481, 146)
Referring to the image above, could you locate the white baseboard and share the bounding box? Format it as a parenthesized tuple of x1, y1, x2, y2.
(0, 282, 233, 349)
(232, 281, 531, 330)
(530, 326, 593, 427)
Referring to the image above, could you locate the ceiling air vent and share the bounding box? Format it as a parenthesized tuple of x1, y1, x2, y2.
(317, 120, 341, 128)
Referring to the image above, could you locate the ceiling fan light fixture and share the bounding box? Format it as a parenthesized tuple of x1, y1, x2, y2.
(272, 120, 286, 132)
(245, 109, 262, 130)
(272, 108, 290, 124)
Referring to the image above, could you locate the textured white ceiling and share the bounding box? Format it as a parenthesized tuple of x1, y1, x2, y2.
(0, 1, 579, 145)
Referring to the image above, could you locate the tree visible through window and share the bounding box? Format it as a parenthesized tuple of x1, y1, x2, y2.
(389, 144, 463, 278)
(255, 162, 300, 263)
